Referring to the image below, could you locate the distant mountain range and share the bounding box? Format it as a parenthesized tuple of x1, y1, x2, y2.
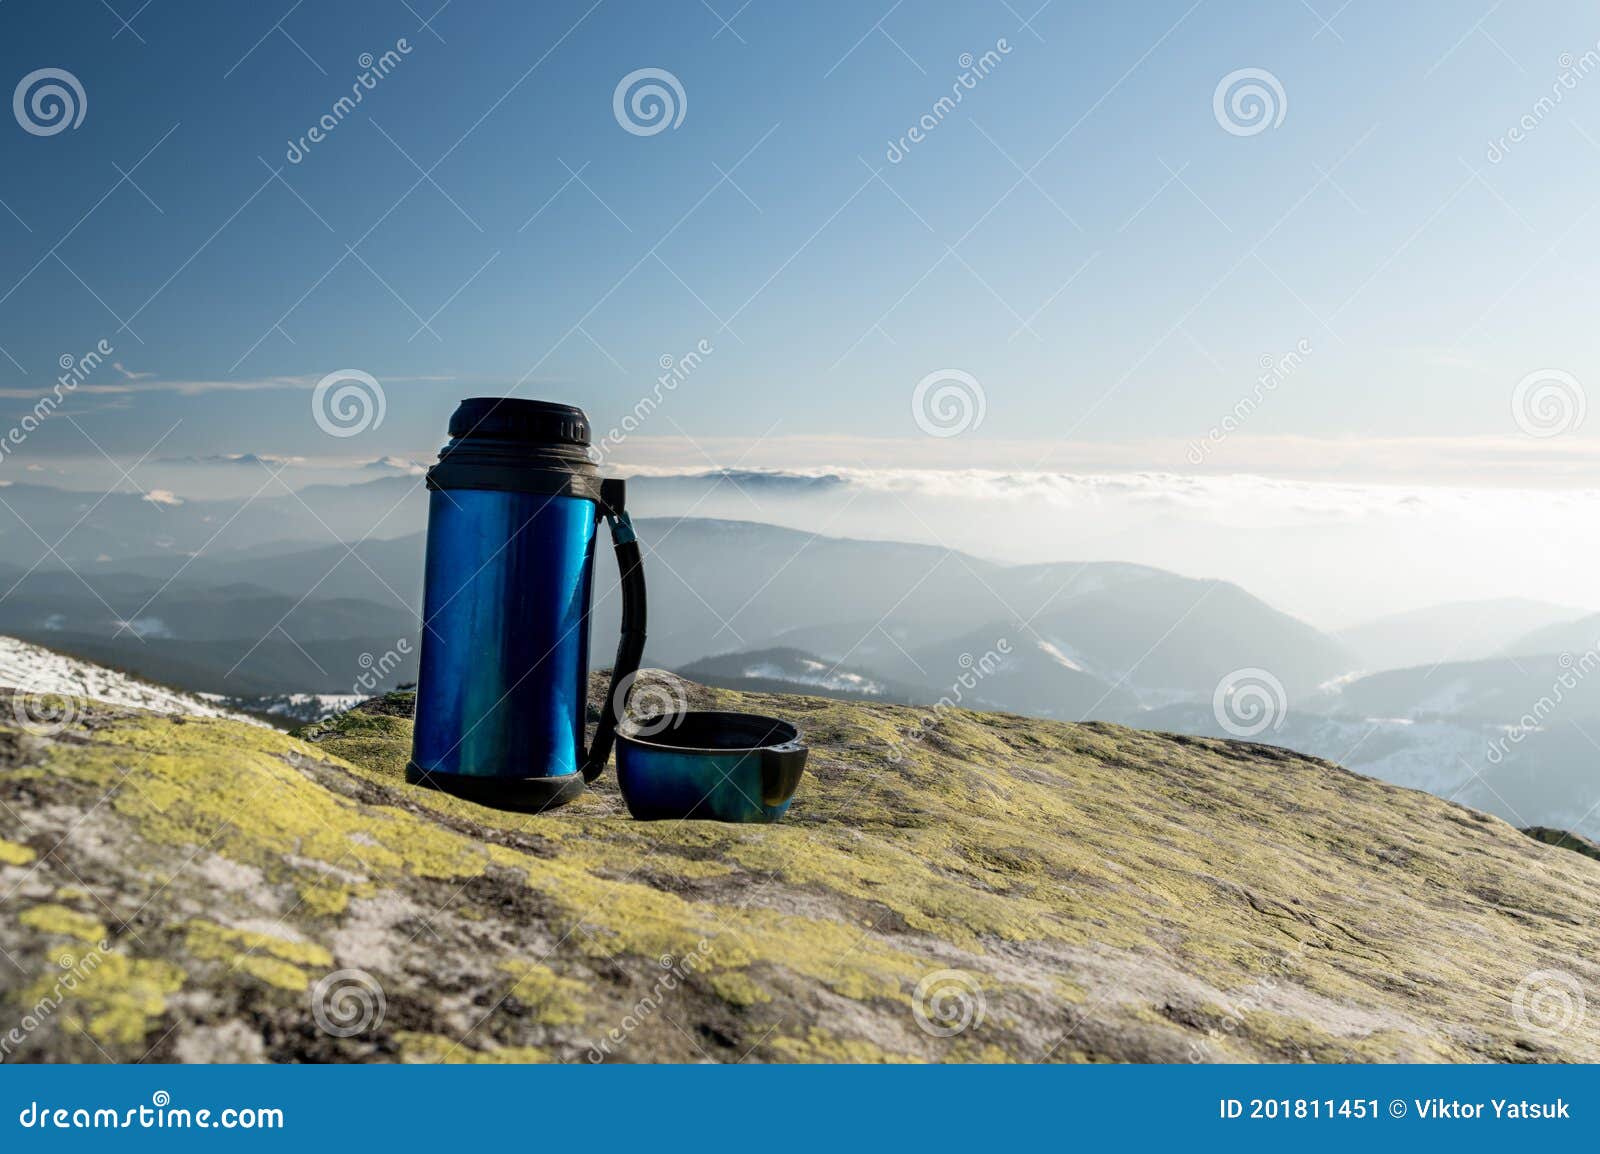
(1335, 598, 1586, 670)
(4, 475, 1600, 837)
(0, 469, 863, 573)
(0, 559, 419, 696)
(1504, 611, 1600, 658)
(677, 647, 922, 703)
(0, 475, 428, 568)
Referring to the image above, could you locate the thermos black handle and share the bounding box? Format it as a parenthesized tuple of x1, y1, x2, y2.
(584, 478, 646, 782)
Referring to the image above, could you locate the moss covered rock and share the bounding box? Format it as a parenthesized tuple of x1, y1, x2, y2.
(2, 673, 1597, 1063)
(1521, 826, 1600, 863)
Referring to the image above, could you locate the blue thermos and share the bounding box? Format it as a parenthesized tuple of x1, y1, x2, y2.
(407, 397, 646, 812)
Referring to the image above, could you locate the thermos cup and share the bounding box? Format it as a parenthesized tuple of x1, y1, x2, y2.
(407, 398, 645, 812)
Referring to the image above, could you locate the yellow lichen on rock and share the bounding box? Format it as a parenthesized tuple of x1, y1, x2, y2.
(20, 903, 106, 943)
(235, 955, 313, 992)
(47, 716, 501, 886)
(395, 1031, 551, 1064)
(768, 1027, 919, 1063)
(181, 920, 330, 991)
(183, 920, 333, 969)
(297, 881, 360, 917)
(497, 960, 589, 1026)
(20, 949, 185, 1047)
(5, 677, 1600, 1064)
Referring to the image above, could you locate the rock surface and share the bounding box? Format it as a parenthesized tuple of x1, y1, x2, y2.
(1521, 825, 1600, 863)
(1, 671, 1598, 1063)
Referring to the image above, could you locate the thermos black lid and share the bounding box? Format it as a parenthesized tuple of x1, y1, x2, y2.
(448, 397, 590, 447)
(430, 397, 601, 500)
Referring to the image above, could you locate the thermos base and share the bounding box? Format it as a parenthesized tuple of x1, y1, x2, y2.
(405, 763, 587, 813)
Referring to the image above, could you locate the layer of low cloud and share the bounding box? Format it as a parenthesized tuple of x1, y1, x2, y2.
(601, 433, 1600, 489)
(363, 455, 426, 474)
(618, 464, 1600, 628)
(0, 372, 454, 399)
(158, 452, 304, 467)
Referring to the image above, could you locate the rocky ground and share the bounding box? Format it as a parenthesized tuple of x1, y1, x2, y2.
(2, 670, 1598, 1063)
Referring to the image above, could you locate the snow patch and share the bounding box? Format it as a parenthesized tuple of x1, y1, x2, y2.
(0, 634, 262, 725)
(743, 661, 885, 696)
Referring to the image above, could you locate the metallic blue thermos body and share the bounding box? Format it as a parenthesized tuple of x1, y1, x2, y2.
(407, 398, 646, 812)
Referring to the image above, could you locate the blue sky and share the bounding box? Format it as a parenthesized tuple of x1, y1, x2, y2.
(2, 0, 1599, 484)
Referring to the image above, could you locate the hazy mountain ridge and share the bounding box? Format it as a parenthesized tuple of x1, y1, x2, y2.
(1338, 598, 1589, 671)
(5, 474, 1599, 836)
(1505, 611, 1600, 658)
